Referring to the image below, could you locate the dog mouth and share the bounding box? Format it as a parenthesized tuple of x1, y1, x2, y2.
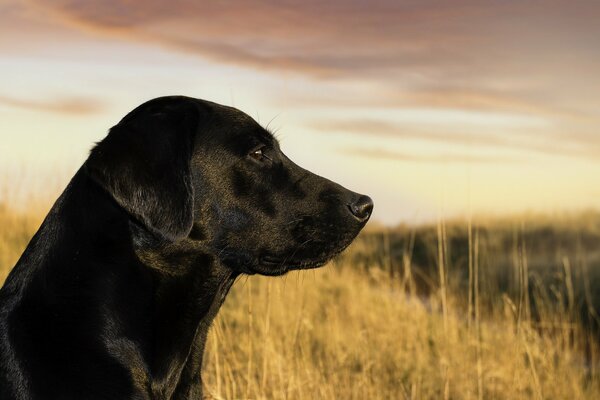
(250, 254, 332, 276)
(250, 230, 363, 276)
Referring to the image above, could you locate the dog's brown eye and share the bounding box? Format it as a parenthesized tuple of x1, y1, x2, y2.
(251, 148, 264, 159)
(249, 146, 268, 162)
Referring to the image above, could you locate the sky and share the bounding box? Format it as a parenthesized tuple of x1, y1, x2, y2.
(1, 0, 599, 224)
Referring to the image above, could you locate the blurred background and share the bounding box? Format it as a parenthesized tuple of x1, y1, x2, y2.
(2, 0, 599, 223)
(2, 1, 600, 399)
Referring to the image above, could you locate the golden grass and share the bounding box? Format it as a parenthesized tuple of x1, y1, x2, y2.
(0, 203, 46, 284)
(204, 266, 600, 399)
(1, 203, 599, 399)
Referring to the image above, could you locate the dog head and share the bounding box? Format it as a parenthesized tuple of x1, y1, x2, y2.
(86, 96, 373, 276)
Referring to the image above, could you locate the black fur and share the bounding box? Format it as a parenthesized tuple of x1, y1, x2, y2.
(0, 96, 373, 399)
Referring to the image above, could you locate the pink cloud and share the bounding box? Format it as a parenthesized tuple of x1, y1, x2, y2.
(0, 95, 105, 115)
(13, 0, 599, 121)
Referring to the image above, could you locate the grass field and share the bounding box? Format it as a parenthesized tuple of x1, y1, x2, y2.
(1, 202, 600, 399)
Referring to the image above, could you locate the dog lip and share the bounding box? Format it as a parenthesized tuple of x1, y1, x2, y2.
(258, 254, 330, 270)
(260, 255, 282, 265)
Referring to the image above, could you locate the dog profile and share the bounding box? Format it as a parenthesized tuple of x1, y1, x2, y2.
(0, 96, 373, 399)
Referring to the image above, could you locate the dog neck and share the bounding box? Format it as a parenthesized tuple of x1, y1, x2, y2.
(133, 240, 238, 397)
(88, 171, 241, 397)
(6, 169, 239, 399)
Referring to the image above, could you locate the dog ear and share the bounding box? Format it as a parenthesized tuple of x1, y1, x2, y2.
(85, 97, 200, 242)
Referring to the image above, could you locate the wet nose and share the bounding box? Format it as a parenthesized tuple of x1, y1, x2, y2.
(348, 195, 374, 222)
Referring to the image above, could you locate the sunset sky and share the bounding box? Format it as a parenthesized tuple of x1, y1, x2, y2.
(1, 0, 599, 224)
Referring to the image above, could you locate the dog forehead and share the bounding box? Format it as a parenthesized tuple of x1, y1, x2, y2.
(199, 107, 274, 145)
(212, 105, 262, 134)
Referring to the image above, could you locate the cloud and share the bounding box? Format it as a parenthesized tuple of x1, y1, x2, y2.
(22, 1, 599, 77)
(313, 118, 600, 160)
(341, 147, 522, 164)
(0, 95, 105, 115)
(278, 87, 559, 116)
(16, 0, 600, 124)
(310, 118, 526, 148)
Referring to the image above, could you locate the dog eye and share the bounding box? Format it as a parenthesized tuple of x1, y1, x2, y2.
(249, 146, 268, 162)
(251, 148, 264, 159)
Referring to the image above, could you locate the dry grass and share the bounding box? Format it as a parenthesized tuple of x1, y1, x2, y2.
(0, 203, 46, 283)
(204, 266, 599, 400)
(1, 203, 599, 399)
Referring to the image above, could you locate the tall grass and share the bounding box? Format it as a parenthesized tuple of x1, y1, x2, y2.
(1, 202, 599, 399)
(343, 214, 600, 333)
(203, 265, 599, 399)
(0, 203, 46, 283)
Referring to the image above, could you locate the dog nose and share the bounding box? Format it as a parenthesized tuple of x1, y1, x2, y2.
(348, 195, 374, 222)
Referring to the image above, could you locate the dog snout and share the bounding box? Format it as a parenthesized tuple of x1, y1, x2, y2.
(348, 195, 374, 222)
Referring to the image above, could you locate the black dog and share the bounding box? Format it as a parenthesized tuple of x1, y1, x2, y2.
(0, 96, 373, 399)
